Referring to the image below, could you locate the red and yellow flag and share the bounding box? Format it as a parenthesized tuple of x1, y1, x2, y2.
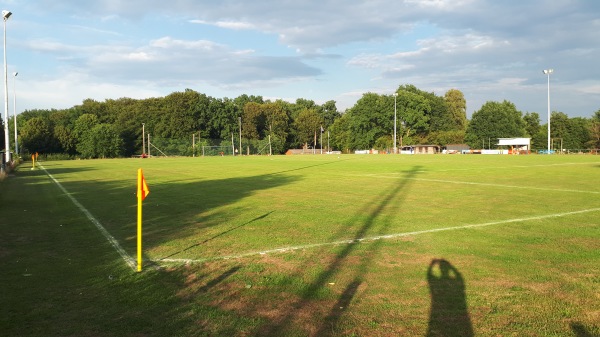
(138, 170, 150, 200)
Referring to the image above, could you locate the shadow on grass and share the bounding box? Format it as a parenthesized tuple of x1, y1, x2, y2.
(426, 259, 473, 337)
(20, 164, 97, 180)
(571, 322, 600, 337)
(34, 163, 301, 257)
(158, 211, 274, 260)
(3, 166, 251, 336)
(256, 166, 422, 336)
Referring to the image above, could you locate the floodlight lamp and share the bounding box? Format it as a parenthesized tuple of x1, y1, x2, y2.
(2, 10, 11, 20)
(13, 72, 17, 77)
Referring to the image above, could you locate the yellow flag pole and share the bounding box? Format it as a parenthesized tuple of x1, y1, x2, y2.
(137, 168, 143, 272)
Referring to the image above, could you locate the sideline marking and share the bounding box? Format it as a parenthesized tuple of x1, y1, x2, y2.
(40, 164, 136, 270)
(157, 207, 600, 265)
(409, 177, 600, 194)
(344, 173, 600, 195)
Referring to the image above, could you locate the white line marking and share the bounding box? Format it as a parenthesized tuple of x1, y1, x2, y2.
(156, 207, 600, 265)
(40, 164, 136, 270)
(413, 161, 597, 173)
(342, 173, 600, 195)
(408, 177, 600, 194)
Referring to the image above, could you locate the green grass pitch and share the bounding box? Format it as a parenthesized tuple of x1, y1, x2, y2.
(2, 154, 599, 336)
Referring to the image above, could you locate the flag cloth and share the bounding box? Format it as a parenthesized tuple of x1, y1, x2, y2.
(138, 170, 150, 200)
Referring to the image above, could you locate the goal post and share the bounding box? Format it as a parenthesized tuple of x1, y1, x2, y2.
(201, 146, 233, 156)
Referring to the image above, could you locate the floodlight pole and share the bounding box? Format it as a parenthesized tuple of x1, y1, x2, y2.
(543, 69, 553, 153)
(2, 10, 11, 169)
(393, 93, 398, 154)
(12, 71, 17, 156)
(238, 117, 242, 156)
(142, 123, 145, 155)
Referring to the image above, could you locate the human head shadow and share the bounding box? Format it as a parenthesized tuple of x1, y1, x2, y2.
(427, 259, 473, 337)
(571, 322, 600, 337)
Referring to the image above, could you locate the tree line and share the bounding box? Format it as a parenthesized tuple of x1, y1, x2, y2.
(3, 85, 600, 158)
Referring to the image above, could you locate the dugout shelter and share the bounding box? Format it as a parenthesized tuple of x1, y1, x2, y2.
(497, 138, 531, 154)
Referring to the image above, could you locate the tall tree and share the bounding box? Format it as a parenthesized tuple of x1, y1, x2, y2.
(294, 108, 323, 149)
(77, 124, 123, 158)
(329, 113, 352, 153)
(551, 112, 590, 150)
(320, 100, 340, 127)
(444, 89, 467, 130)
(344, 93, 391, 150)
(395, 90, 430, 143)
(523, 112, 546, 149)
(465, 100, 526, 148)
(20, 117, 55, 154)
(242, 102, 265, 140)
(588, 109, 600, 149)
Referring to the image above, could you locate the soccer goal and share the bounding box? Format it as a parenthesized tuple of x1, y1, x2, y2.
(202, 146, 233, 156)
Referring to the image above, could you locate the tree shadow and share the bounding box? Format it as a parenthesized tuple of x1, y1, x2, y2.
(4, 165, 247, 337)
(158, 211, 275, 260)
(37, 164, 300, 258)
(257, 166, 422, 336)
(426, 259, 473, 337)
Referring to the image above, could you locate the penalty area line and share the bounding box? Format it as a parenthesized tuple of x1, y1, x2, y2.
(157, 207, 600, 265)
(40, 164, 136, 270)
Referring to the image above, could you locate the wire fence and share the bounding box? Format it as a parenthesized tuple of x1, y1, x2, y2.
(147, 137, 278, 156)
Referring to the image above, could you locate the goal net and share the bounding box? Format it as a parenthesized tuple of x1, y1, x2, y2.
(202, 145, 233, 156)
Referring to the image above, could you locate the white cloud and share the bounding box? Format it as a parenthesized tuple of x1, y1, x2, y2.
(126, 52, 151, 61)
(11, 0, 600, 118)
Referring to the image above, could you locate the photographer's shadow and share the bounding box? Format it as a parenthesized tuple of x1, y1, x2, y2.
(426, 259, 473, 337)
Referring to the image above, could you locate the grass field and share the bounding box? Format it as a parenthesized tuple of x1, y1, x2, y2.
(2, 154, 599, 336)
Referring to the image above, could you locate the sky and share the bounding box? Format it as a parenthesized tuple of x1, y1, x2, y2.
(2, 0, 599, 121)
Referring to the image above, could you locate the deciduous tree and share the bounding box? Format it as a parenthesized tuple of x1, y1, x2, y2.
(465, 100, 526, 148)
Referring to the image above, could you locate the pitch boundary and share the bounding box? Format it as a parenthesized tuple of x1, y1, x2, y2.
(343, 173, 600, 195)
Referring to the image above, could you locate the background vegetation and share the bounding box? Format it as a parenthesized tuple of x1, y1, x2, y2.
(3, 84, 600, 158)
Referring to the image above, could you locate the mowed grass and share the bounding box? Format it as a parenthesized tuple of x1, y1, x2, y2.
(2, 154, 599, 336)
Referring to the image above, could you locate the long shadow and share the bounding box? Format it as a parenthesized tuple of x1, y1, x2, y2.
(258, 166, 422, 336)
(313, 277, 362, 336)
(158, 211, 275, 260)
(264, 157, 354, 176)
(426, 259, 473, 337)
(19, 164, 97, 179)
(197, 266, 241, 293)
(3, 165, 247, 336)
(35, 162, 300, 260)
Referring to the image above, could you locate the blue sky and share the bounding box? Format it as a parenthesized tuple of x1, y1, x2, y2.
(3, 0, 600, 121)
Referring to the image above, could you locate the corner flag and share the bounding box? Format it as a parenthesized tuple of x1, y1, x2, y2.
(138, 170, 150, 200)
(137, 168, 149, 272)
